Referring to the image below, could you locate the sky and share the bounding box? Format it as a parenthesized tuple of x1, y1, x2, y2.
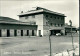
(0, 0, 79, 27)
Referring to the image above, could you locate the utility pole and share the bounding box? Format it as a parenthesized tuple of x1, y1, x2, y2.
(49, 34, 52, 56)
(48, 21, 52, 56)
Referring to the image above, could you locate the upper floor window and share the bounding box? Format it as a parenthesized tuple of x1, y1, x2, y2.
(58, 17, 59, 19)
(54, 17, 56, 19)
(32, 15, 35, 18)
(61, 24, 63, 26)
(58, 24, 59, 26)
(50, 23, 53, 26)
(46, 22, 48, 25)
(25, 16, 28, 19)
(54, 24, 56, 26)
(50, 16, 52, 18)
(46, 15, 48, 18)
(61, 17, 63, 20)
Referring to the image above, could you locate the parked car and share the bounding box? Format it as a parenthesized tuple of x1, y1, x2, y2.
(56, 33, 61, 36)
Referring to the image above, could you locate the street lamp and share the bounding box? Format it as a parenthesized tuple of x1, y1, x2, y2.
(69, 20, 75, 56)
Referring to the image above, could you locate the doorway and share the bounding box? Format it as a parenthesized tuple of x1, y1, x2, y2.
(0, 30, 1, 37)
(50, 30, 61, 35)
(27, 30, 29, 36)
(14, 30, 17, 36)
(7, 30, 10, 37)
(32, 30, 34, 36)
(21, 30, 23, 36)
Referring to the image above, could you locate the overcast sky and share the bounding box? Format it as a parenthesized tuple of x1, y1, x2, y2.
(0, 0, 79, 27)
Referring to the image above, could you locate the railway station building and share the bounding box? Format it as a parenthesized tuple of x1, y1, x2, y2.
(0, 7, 66, 37)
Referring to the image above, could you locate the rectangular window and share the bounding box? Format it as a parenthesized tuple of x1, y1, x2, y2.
(54, 24, 56, 27)
(32, 15, 35, 18)
(58, 17, 59, 19)
(50, 16, 52, 18)
(25, 16, 28, 19)
(54, 17, 56, 19)
(58, 24, 59, 26)
(46, 22, 48, 25)
(46, 15, 48, 17)
(61, 17, 63, 20)
(50, 23, 53, 26)
(61, 24, 63, 26)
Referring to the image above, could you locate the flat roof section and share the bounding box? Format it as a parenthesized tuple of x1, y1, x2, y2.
(18, 7, 66, 17)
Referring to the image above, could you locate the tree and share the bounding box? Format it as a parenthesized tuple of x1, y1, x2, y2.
(69, 20, 72, 26)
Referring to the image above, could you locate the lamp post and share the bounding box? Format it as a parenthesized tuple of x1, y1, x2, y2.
(69, 20, 75, 56)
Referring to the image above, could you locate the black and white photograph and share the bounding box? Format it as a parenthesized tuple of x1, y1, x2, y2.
(0, 0, 79, 56)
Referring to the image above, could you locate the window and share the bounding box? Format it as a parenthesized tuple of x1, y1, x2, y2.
(58, 17, 59, 19)
(50, 16, 52, 18)
(61, 17, 63, 20)
(46, 22, 48, 25)
(61, 18, 63, 20)
(61, 24, 63, 26)
(50, 23, 53, 26)
(46, 15, 48, 17)
(54, 17, 56, 19)
(54, 24, 56, 26)
(34, 22, 36, 25)
(58, 24, 59, 26)
(25, 16, 28, 19)
(56, 24, 58, 27)
(32, 15, 35, 18)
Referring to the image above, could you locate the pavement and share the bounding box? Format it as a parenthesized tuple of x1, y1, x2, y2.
(0, 36, 79, 56)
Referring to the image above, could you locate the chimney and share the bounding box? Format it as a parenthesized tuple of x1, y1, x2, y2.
(21, 11, 23, 13)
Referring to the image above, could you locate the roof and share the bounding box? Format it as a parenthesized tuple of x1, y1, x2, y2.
(65, 25, 76, 28)
(0, 16, 20, 22)
(18, 7, 66, 17)
(0, 16, 37, 26)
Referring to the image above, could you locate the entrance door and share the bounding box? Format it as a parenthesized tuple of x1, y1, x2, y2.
(32, 30, 34, 36)
(7, 30, 10, 37)
(0, 30, 1, 37)
(21, 30, 23, 36)
(14, 30, 17, 36)
(54, 30, 61, 35)
(27, 30, 29, 36)
(39, 30, 41, 36)
(50, 30, 55, 35)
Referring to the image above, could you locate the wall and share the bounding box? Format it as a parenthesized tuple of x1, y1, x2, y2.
(17, 29, 21, 36)
(23, 30, 27, 36)
(0, 24, 37, 37)
(10, 29, 14, 36)
(2, 29, 7, 37)
(0, 24, 37, 30)
(43, 13, 65, 36)
(36, 14, 43, 36)
(19, 14, 43, 36)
